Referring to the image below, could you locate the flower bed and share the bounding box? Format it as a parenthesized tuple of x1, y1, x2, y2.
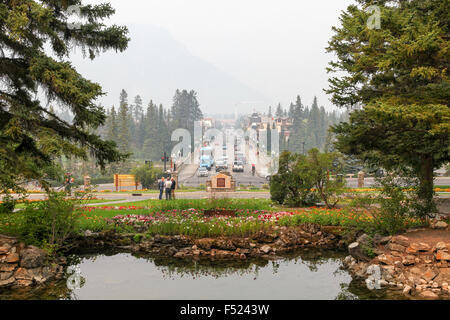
(101, 206, 426, 238)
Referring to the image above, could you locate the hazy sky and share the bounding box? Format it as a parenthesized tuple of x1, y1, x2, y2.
(83, 0, 355, 111)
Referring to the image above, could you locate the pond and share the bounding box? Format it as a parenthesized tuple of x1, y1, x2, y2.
(0, 250, 401, 300)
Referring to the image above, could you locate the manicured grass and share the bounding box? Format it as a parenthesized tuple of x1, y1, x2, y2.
(13, 198, 125, 209)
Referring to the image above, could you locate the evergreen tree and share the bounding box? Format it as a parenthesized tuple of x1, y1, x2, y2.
(105, 106, 118, 143)
(0, 1, 129, 190)
(327, 0, 450, 212)
(117, 90, 131, 154)
(275, 103, 284, 118)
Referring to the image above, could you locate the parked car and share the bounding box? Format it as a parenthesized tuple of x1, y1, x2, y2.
(197, 167, 209, 177)
(232, 161, 244, 173)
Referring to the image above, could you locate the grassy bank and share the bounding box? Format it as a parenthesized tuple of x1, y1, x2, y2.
(0, 198, 428, 247)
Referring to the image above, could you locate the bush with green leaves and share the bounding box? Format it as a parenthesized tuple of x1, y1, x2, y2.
(19, 191, 93, 255)
(0, 193, 16, 214)
(132, 163, 163, 189)
(370, 175, 419, 235)
(270, 150, 345, 208)
(306, 149, 346, 208)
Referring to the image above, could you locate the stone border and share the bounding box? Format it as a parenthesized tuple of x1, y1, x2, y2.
(0, 235, 65, 288)
(70, 224, 349, 261)
(344, 229, 450, 300)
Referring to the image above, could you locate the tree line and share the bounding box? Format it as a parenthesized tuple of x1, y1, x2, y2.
(99, 88, 203, 168)
(264, 96, 350, 154)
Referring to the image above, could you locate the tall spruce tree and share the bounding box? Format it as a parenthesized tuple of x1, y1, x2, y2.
(327, 0, 450, 213)
(117, 89, 131, 154)
(0, 1, 129, 190)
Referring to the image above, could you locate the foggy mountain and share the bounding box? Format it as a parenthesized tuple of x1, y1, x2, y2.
(70, 24, 272, 114)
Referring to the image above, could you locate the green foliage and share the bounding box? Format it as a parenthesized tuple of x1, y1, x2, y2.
(270, 150, 345, 208)
(270, 151, 318, 207)
(0, 1, 130, 192)
(133, 234, 143, 243)
(0, 193, 16, 214)
(326, 1, 450, 214)
(371, 175, 419, 235)
(18, 191, 92, 254)
(333, 103, 449, 212)
(305, 149, 347, 208)
(132, 163, 163, 189)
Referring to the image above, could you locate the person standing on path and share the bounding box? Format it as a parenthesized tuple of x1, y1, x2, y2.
(170, 177, 176, 200)
(165, 178, 172, 200)
(158, 177, 165, 200)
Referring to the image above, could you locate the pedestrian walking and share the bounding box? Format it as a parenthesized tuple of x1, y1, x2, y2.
(170, 177, 176, 200)
(164, 178, 172, 200)
(158, 177, 165, 200)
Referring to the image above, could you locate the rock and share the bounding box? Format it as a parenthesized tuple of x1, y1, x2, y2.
(344, 255, 356, 266)
(14, 267, 33, 280)
(173, 251, 186, 258)
(166, 246, 177, 256)
(436, 251, 450, 261)
(402, 285, 412, 295)
(434, 221, 448, 229)
(422, 269, 437, 282)
(260, 245, 272, 254)
(16, 279, 33, 287)
(391, 235, 410, 247)
(20, 247, 47, 269)
(419, 290, 439, 300)
(435, 242, 447, 251)
(213, 239, 236, 251)
(0, 246, 11, 254)
(0, 271, 13, 281)
(5, 253, 19, 264)
(0, 276, 15, 287)
(236, 248, 250, 254)
(348, 242, 371, 262)
(377, 254, 394, 265)
(232, 238, 251, 249)
(84, 230, 93, 236)
(402, 255, 416, 266)
(373, 234, 392, 245)
(194, 238, 214, 250)
(0, 263, 17, 272)
(387, 242, 406, 253)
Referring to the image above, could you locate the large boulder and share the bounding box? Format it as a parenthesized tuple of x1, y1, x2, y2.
(348, 234, 373, 262)
(19, 246, 47, 269)
(348, 242, 371, 262)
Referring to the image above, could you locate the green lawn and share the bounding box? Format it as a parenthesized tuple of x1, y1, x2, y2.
(14, 198, 125, 209)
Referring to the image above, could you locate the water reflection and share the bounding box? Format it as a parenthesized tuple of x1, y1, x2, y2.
(0, 249, 394, 300)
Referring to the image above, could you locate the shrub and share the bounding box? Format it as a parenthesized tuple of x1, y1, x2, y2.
(371, 175, 420, 235)
(132, 163, 163, 189)
(0, 193, 16, 214)
(270, 151, 319, 207)
(19, 191, 90, 254)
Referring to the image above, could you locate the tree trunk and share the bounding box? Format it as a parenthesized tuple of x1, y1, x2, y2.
(418, 156, 435, 214)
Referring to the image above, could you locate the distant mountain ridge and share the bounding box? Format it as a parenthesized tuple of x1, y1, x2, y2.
(70, 24, 271, 113)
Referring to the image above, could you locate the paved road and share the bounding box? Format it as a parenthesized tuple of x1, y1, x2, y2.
(180, 164, 267, 188)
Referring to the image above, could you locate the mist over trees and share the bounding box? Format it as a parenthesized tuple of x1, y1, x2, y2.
(100, 89, 203, 165)
(269, 96, 350, 154)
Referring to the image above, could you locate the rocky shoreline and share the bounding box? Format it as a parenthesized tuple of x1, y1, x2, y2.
(72, 224, 348, 260)
(0, 235, 65, 289)
(3, 220, 449, 300)
(343, 222, 450, 300)
(1, 225, 347, 289)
